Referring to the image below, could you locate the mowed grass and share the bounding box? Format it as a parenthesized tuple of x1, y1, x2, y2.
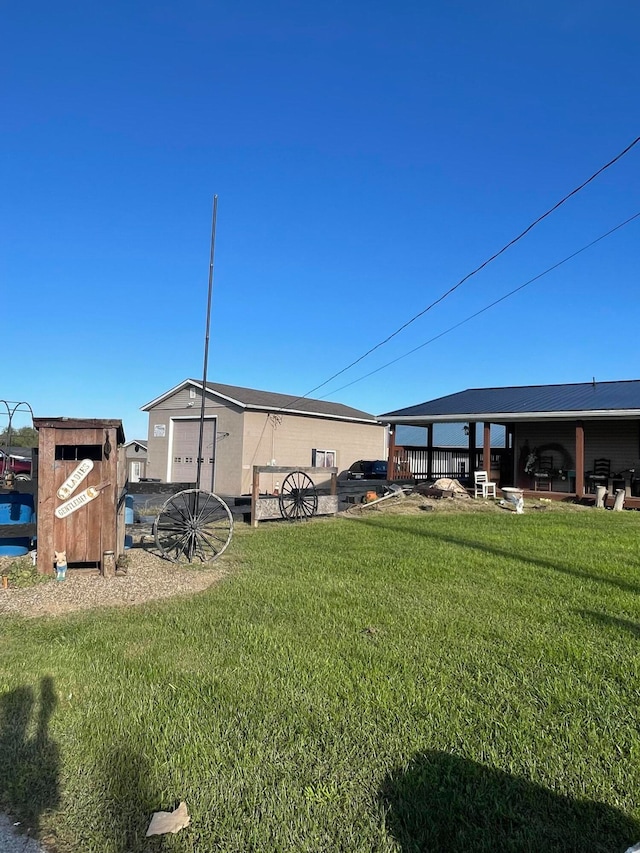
(1, 508, 640, 851)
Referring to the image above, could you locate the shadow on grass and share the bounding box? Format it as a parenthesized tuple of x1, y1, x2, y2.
(0, 676, 60, 834)
(95, 743, 161, 852)
(578, 609, 640, 637)
(349, 516, 640, 596)
(382, 750, 640, 852)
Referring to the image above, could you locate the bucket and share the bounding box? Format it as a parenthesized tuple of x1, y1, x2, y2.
(0, 494, 35, 524)
(125, 495, 134, 524)
(501, 487, 524, 514)
(0, 537, 31, 557)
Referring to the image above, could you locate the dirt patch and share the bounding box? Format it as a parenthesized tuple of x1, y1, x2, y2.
(342, 490, 591, 517)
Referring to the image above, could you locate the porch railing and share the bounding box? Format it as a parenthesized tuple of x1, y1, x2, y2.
(393, 446, 510, 483)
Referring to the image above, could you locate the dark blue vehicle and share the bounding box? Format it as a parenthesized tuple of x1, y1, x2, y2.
(346, 460, 387, 480)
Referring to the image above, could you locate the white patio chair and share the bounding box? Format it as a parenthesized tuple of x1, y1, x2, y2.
(474, 470, 497, 499)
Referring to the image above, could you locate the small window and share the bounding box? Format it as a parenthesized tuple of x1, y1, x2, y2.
(174, 457, 182, 464)
(185, 456, 193, 463)
(55, 444, 103, 461)
(312, 449, 336, 468)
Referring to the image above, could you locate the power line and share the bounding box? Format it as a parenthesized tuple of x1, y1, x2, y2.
(283, 134, 639, 409)
(318, 210, 640, 399)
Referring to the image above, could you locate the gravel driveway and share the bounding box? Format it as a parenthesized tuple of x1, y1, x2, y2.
(0, 814, 47, 852)
(0, 541, 228, 618)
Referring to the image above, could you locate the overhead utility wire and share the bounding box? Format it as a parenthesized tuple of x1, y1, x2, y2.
(282, 134, 640, 411)
(319, 210, 640, 399)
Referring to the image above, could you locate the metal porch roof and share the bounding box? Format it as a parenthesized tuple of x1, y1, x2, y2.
(380, 380, 640, 423)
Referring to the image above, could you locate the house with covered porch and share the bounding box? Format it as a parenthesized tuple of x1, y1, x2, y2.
(380, 380, 640, 505)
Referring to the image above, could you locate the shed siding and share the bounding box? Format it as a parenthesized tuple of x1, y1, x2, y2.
(124, 444, 147, 481)
(145, 387, 245, 491)
(242, 412, 385, 494)
(146, 385, 384, 495)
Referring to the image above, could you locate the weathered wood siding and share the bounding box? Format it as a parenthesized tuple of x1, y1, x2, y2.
(34, 421, 125, 575)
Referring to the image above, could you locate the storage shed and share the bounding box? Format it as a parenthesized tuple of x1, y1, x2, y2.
(141, 379, 386, 495)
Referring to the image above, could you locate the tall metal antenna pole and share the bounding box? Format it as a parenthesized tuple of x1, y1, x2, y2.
(196, 195, 218, 492)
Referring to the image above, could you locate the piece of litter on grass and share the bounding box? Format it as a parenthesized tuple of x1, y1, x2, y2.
(146, 801, 190, 836)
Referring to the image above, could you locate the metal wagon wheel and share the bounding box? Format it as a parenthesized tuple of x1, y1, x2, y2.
(279, 471, 318, 521)
(154, 488, 233, 563)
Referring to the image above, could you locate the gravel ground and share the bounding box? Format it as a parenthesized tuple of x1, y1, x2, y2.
(0, 814, 47, 853)
(0, 536, 228, 619)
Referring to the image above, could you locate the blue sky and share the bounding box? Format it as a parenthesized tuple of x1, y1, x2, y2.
(2, 1, 639, 441)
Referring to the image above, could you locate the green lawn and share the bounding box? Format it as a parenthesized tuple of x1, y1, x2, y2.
(1, 508, 640, 851)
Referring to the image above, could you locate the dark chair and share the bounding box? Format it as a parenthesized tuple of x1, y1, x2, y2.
(533, 455, 554, 491)
(586, 458, 610, 493)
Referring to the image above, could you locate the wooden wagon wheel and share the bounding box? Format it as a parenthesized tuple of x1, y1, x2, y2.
(278, 471, 318, 521)
(154, 488, 233, 563)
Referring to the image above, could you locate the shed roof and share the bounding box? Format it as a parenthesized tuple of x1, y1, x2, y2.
(142, 379, 379, 424)
(33, 418, 126, 444)
(124, 439, 147, 449)
(380, 380, 640, 424)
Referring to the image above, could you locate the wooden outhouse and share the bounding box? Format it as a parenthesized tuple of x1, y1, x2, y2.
(33, 418, 126, 576)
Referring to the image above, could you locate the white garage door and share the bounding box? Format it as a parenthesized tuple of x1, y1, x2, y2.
(171, 418, 217, 489)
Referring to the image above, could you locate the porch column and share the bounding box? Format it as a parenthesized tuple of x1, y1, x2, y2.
(483, 422, 491, 477)
(575, 420, 584, 496)
(427, 423, 433, 480)
(507, 424, 516, 486)
(387, 425, 396, 480)
(468, 422, 476, 479)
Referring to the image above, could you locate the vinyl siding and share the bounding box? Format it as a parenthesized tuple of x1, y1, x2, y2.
(515, 420, 640, 485)
(145, 387, 385, 494)
(145, 387, 244, 490)
(242, 411, 386, 494)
